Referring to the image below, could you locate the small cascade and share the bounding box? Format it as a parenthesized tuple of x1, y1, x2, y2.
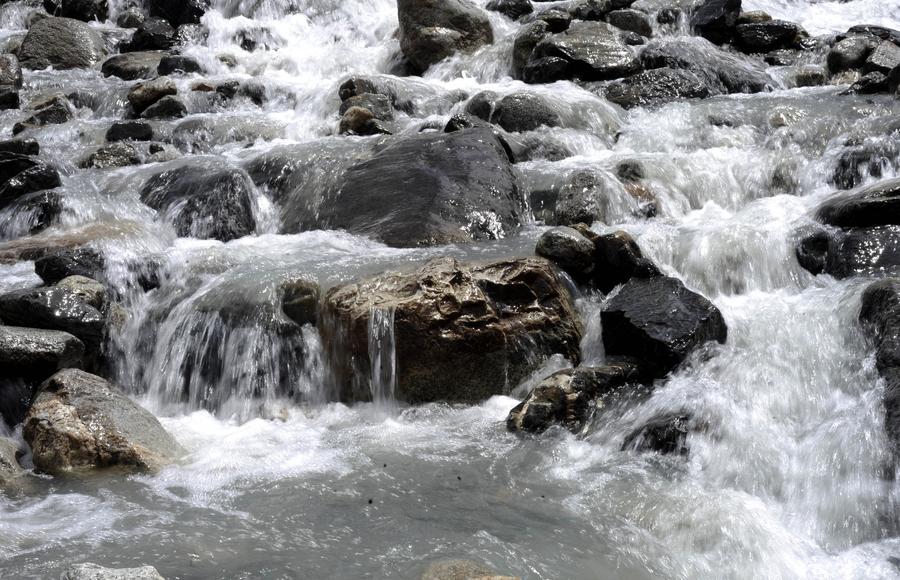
(367, 306, 397, 411)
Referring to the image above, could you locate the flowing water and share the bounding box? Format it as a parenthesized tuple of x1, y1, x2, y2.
(2, 0, 900, 577)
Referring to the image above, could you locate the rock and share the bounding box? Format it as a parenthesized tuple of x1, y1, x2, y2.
(0, 437, 23, 484)
(106, 120, 153, 142)
(42, 0, 107, 22)
(817, 177, 900, 228)
(512, 20, 550, 79)
(139, 162, 257, 241)
(80, 142, 141, 169)
(552, 170, 615, 226)
(592, 229, 661, 293)
(605, 66, 709, 108)
(858, 279, 900, 451)
(865, 41, 900, 75)
(0, 151, 41, 183)
(737, 10, 771, 25)
(799, 226, 900, 279)
(122, 17, 175, 52)
(530, 21, 639, 81)
(323, 257, 582, 403)
(140, 95, 186, 119)
(421, 559, 518, 580)
(0, 164, 61, 210)
(18, 17, 105, 70)
(848, 71, 888, 94)
(147, 0, 208, 26)
(398, 0, 493, 74)
(55, 275, 107, 310)
(601, 275, 727, 377)
(298, 128, 524, 247)
(827, 36, 877, 73)
(62, 563, 165, 580)
(506, 360, 645, 433)
(157, 54, 202, 75)
(832, 136, 900, 189)
(338, 93, 393, 120)
(522, 55, 570, 84)
(281, 277, 319, 327)
(733, 20, 803, 53)
(606, 9, 652, 37)
(34, 247, 105, 285)
(490, 92, 560, 132)
(535, 225, 595, 280)
(486, 0, 532, 20)
(569, 0, 611, 22)
(0, 286, 105, 349)
(690, 0, 741, 45)
(0, 54, 22, 89)
(116, 7, 145, 28)
(622, 413, 692, 454)
(0, 88, 18, 111)
(127, 77, 177, 115)
(100, 52, 165, 81)
(23, 369, 183, 474)
(338, 106, 391, 136)
(793, 65, 827, 87)
(0, 138, 39, 156)
(533, 8, 570, 33)
(12, 94, 75, 135)
(0, 326, 84, 382)
(640, 37, 773, 94)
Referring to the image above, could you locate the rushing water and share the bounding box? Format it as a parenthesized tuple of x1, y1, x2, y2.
(1, 0, 900, 577)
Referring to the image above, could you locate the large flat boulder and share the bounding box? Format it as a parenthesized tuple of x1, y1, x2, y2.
(398, 0, 493, 74)
(817, 177, 900, 228)
(604, 67, 711, 108)
(0, 287, 104, 350)
(18, 17, 105, 70)
(323, 257, 583, 403)
(0, 326, 84, 377)
(23, 369, 183, 474)
(529, 21, 639, 82)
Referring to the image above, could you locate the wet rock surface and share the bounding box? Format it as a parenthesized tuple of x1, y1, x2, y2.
(398, 0, 493, 73)
(62, 563, 166, 580)
(18, 17, 106, 70)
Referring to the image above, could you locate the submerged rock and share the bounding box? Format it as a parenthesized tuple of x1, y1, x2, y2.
(622, 412, 692, 455)
(18, 17, 106, 70)
(398, 0, 493, 74)
(62, 563, 166, 580)
(43, 0, 108, 23)
(601, 275, 727, 377)
(23, 369, 183, 474)
(421, 559, 517, 580)
(323, 257, 582, 403)
(0, 437, 23, 484)
(604, 67, 710, 108)
(859, 279, 900, 452)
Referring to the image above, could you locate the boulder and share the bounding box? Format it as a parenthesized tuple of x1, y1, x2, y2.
(622, 412, 692, 454)
(338, 93, 393, 120)
(533, 9, 570, 33)
(601, 275, 727, 377)
(817, 177, 900, 228)
(0, 88, 19, 111)
(62, 563, 165, 580)
(127, 77, 177, 115)
(157, 54, 202, 75)
(398, 0, 493, 74)
(323, 257, 583, 403)
(23, 369, 183, 474)
(797, 226, 900, 279)
(0, 163, 61, 210)
(139, 162, 257, 241)
(140, 95, 187, 119)
(507, 360, 645, 433)
(827, 36, 878, 73)
(100, 52, 165, 81)
(512, 20, 550, 79)
(592, 229, 661, 292)
(80, 142, 141, 169)
(42, 0, 107, 22)
(18, 17, 105, 70)
(606, 9, 652, 37)
(0, 326, 85, 378)
(34, 247, 105, 285)
(0, 151, 41, 183)
(485, 0, 532, 20)
(117, 7, 145, 28)
(490, 92, 560, 132)
(848, 71, 888, 94)
(858, 279, 900, 451)
(529, 21, 639, 81)
(865, 41, 900, 75)
(733, 20, 803, 53)
(0, 437, 23, 484)
(640, 37, 773, 94)
(338, 106, 391, 136)
(690, 0, 741, 44)
(122, 17, 175, 52)
(0, 286, 105, 349)
(552, 170, 614, 226)
(280, 277, 320, 327)
(0, 138, 38, 156)
(55, 275, 106, 310)
(290, 128, 525, 247)
(535, 225, 595, 280)
(147, 0, 208, 26)
(106, 120, 154, 142)
(604, 66, 710, 108)
(12, 94, 75, 135)
(0, 54, 22, 89)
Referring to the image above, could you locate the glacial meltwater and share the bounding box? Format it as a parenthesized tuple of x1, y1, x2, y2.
(0, 0, 899, 577)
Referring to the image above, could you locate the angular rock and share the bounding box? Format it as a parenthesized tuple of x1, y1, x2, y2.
(297, 128, 524, 247)
(606, 9, 652, 37)
(522, 55, 571, 84)
(43, 0, 107, 22)
(0, 164, 61, 210)
(690, 0, 740, 44)
(127, 77, 177, 115)
(398, 0, 493, 74)
(0, 286, 105, 349)
(23, 369, 183, 474)
(106, 120, 154, 142)
(139, 162, 257, 241)
(592, 229, 660, 293)
(535, 225, 595, 280)
(100, 52, 164, 81)
(12, 94, 75, 135)
(531, 21, 639, 81)
(0, 138, 39, 156)
(601, 275, 727, 377)
(734, 20, 803, 53)
(491, 92, 559, 132)
(865, 41, 900, 75)
(122, 17, 175, 52)
(799, 226, 900, 279)
(116, 7, 145, 28)
(140, 95, 186, 119)
(848, 71, 887, 94)
(34, 247, 105, 285)
(80, 142, 141, 169)
(323, 256, 582, 403)
(62, 563, 165, 580)
(18, 17, 105, 70)
(0, 326, 85, 379)
(605, 66, 709, 108)
(512, 20, 550, 79)
(533, 8, 570, 33)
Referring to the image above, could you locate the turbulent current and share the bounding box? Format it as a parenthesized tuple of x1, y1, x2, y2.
(0, 0, 899, 578)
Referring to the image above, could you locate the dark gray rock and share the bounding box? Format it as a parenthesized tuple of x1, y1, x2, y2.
(0, 163, 61, 210)
(848, 71, 888, 94)
(106, 120, 154, 142)
(522, 55, 571, 84)
(122, 17, 175, 52)
(535, 225, 595, 279)
(796, 226, 900, 279)
(100, 51, 165, 81)
(398, 0, 493, 74)
(690, 0, 740, 44)
(0, 326, 84, 379)
(140, 94, 186, 119)
(531, 21, 639, 81)
(512, 20, 550, 79)
(491, 92, 560, 132)
(147, 0, 208, 26)
(18, 17, 105, 70)
(734, 20, 803, 53)
(0, 88, 19, 111)
(24, 369, 183, 474)
(858, 279, 900, 452)
(793, 65, 827, 87)
(140, 162, 257, 241)
(552, 170, 614, 226)
(0, 138, 39, 156)
(34, 247, 105, 285)
(606, 9, 652, 37)
(116, 7, 145, 28)
(338, 93, 393, 120)
(817, 177, 900, 228)
(80, 142, 141, 169)
(280, 277, 319, 327)
(832, 136, 900, 189)
(622, 412, 692, 454)
(532, 8, 570, 33)
(0, 54, 22, 89)
(827, 35, 878, 73)
(157, 54, 202, 75)
(592, 229, 661, 293)
(486, 0, 532, 20)
(865, 41, 900, 75)
(128, 77, 176, 114)
(605, 66, 709, 108)
(0, 286, 104, 349)
(601, 275, 727, 377)
(13, 94, 75, 134)
(43, 0, 107, 22)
